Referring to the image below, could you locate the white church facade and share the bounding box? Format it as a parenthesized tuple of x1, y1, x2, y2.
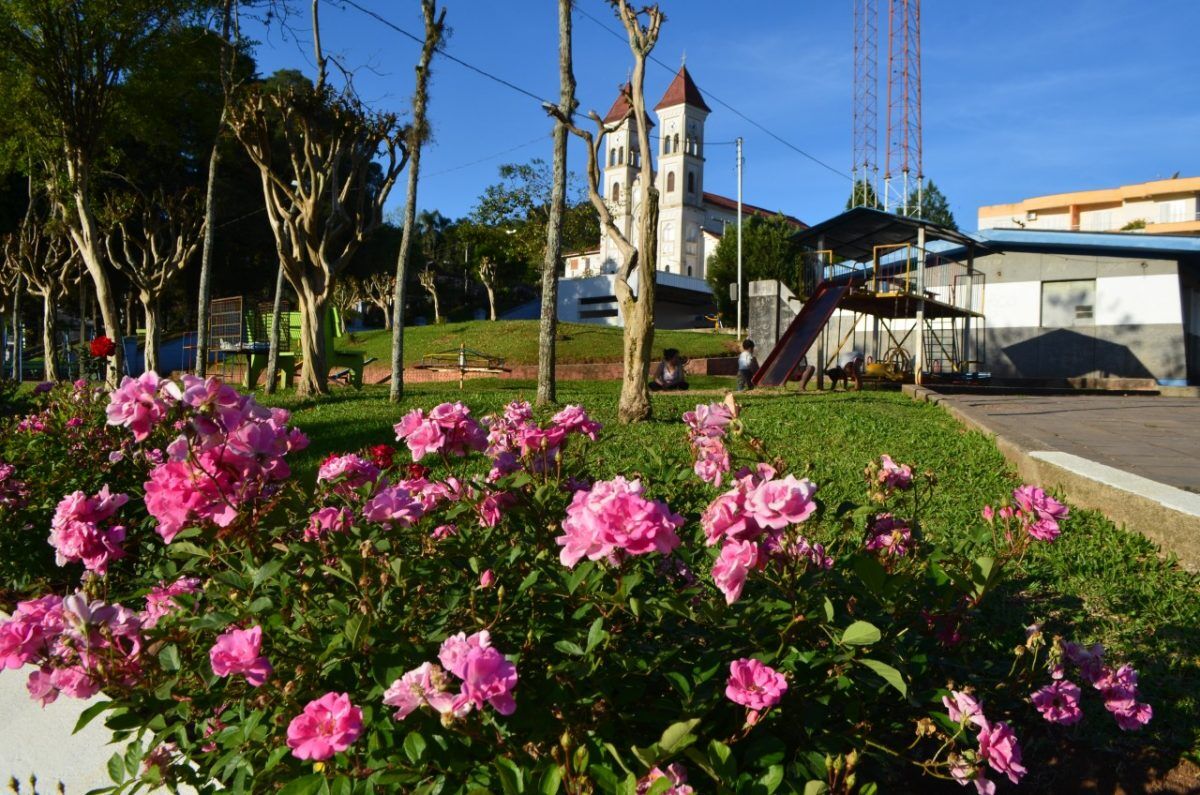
(560, 66, 803, 328)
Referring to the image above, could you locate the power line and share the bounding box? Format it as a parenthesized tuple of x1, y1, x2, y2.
(424, 134, 551, 178)
(573, 4, 851, 181)
(331, 0, 555, 106)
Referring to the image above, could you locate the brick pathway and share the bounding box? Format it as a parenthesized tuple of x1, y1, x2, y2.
(929, 394, 1200, 492)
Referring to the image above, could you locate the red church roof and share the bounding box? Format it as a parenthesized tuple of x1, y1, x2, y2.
(703, 192, 807, 228)
(654, 66, 711, 112)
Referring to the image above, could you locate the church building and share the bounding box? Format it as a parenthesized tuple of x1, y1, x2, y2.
(560, 66, 803, 328)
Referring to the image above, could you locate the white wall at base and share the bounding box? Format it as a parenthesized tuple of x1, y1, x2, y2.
(1095, 273, 1183, 326)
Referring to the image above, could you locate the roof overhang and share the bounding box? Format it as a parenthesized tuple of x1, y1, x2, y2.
(793, 207, 981, 262)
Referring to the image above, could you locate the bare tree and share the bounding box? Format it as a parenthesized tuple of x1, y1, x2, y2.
(361, 270, 395, 329)
(536, 0, 578, 406)
(2, 214, 77, 381)
(390, 0, 446, 403)
(0, 2, 197, 384)
(418, 267, 442, 325)
(332, 275, 362, 319)
(227, 1, 409, 397)
(103, 190, 203, 375)
(551, 1, 664, 423)
(477, 256, 498, 321)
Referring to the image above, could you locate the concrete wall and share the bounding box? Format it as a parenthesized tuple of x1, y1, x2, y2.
(972, 252, 1189, 383)
(747, 279, 802, 352)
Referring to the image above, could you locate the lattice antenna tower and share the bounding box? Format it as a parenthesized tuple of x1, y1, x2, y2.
(852, 0, 879, 208)
(884, 0, 922, 217)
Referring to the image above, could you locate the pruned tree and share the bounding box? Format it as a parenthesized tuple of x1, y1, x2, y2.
(361, 270, 395, 329)
(0, 0, 201, 384)
(390, 0, 446, 403)
(227, 0, 409, 396)
(102, 189, 204, 374)
(537, 0, 577, 406)
(550, 1, 664, 423)
(418, 267, 442, 325)
(332, 275, 362, 320)
(477, 256, 498, 321)
(3, 212, 77, 381)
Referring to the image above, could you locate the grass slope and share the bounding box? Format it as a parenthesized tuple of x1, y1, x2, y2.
(265, 381, 1200, 772)
(337, 320, 737, 366)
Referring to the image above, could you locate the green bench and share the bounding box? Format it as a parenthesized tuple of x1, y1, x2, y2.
(249, 307, 366, 389)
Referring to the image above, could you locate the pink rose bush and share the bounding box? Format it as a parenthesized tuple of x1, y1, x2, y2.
(1, 379, 1170, 793)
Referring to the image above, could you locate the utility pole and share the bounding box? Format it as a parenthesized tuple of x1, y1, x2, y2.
(736, 136, 744, 340)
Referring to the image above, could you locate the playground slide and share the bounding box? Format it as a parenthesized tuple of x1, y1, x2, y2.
(752, 281, 852, 387)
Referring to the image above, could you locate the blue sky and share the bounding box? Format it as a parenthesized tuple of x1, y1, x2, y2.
(247, 0, 1200, 230)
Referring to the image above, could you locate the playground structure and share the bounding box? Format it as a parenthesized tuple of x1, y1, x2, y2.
(414, 342, 510, 389)
(753, 207, 988, 388)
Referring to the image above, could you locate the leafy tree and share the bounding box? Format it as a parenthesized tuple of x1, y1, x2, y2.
(905, 179, 957, 229)
(706, 214, 806, 318)
(846, 178, 880, 210)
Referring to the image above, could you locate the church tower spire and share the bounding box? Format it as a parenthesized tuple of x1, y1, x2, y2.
(654, 66, 710, 277)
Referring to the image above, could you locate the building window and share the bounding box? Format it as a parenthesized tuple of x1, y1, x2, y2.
(687, 265, 693, 276)
(673, 133, 680, 153)
(687, 171, 695, 194)
(666, 171, 675, 192)
(609, 148, 615, 167)
(618, 146, 624, 165)
(1041, 279, 1095, 328)
(661, 222, 675, 255)
(612, 182, 620, 202)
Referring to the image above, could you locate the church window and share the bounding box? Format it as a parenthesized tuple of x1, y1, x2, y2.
(612, 182, 620, 202)
(687, 171, 695, 194)
(666, 171, 675, 192)
(661, 222, 675, 255)
(673, 133, 680, 153)
(609, 148, 615, 167)
(618, 146, 624, 165)
(662, 135, 669, 155)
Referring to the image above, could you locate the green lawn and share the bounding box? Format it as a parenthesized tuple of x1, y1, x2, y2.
(336, 320, 738, 366)
(264, 381, 1200, 767)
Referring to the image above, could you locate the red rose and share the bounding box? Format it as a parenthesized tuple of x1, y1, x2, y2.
(406, 463, 429, 480)
(369, 444, 395, 470)
(90, 336, 116, 358)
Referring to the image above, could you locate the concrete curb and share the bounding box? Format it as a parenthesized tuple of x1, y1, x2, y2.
(905, 385, 1200, 571)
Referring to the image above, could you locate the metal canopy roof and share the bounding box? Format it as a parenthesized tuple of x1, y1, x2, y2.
(793, 207, 980, 262)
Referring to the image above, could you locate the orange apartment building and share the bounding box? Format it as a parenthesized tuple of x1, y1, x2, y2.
(977, 176, 1200, 235)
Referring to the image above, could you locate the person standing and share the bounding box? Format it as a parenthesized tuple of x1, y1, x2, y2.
(737, 339, 759, 391)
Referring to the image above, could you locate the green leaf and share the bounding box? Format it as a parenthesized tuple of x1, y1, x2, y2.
(157, 643, 181, 672)
(167, 541, 210, 559)
(73, 699, 112, 734)
(252, 559, 284, 588)
(404, 731, 427, 765)
(841, 621, 882, 646)
(708, 739, 735, 780)
(494, 756, 524, 795)
(754, 765, 785, 794)
(107, 751, 125, 784)
(644, 779, 673, 795)
(586, 617, 605, 653)
(538, 764, 564, 795)
(264, 745, 290, 771)
(554, 640, 585, 657)
(278, 774, 327, 795)
(247, 595, 274, 613)
(344, 613, 368, 648)
(852, 554, 888, 593)
(658, 718, 701, 755)
(803, 782, 830, 795)
(822, 597, 835, 623)
(857, 658, 908, 697)
(518, 570, 540, 593)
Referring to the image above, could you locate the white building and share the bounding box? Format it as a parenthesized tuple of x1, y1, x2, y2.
(561, 66, 803, 327)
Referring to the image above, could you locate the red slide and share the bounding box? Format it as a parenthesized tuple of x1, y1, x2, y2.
(752, 281, 852, 387)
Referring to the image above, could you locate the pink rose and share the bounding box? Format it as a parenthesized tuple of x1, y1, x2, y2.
(744, 475, 818, 530)
(383, 662, 459, 719)
(1012, 485, 1069, 541)
(362, 485, 425, 528)
(878, 454, 913, 490)
(209, 625, 272, 687)
(976, 722, 1026, 785)
(479, 570, 495, 588)
(305, 506, 353, 541)
(712, 540, 764, 605)
(1031, 680, 1083, 725)
(943, 690, 988, 729)
(286, 692, 363, 761)
(555, 477, 683, 568)
(456, 645, 519, 716)
(725, 658, 787, 711)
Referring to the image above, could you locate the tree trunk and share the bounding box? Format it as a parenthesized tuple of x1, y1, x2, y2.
(264, 261, 286, 394)
(431, 290, 441, 324)
(390, 0, 442, 403)
(64, 166, 124, 385)
(141, 292, 161, 375)
(537, 0, 576, 407)
(124, 290, 135, 336)
(486, 285, 497, 322)
(10, 283, 19, 381)
(619, 293, 654, 423)
(42, 292, 59, 381)
(295, 283, 328, 396)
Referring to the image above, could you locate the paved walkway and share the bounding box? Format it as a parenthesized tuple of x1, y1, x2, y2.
(927, 394, 1200, 492)
(908, 389, 1200, 569)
